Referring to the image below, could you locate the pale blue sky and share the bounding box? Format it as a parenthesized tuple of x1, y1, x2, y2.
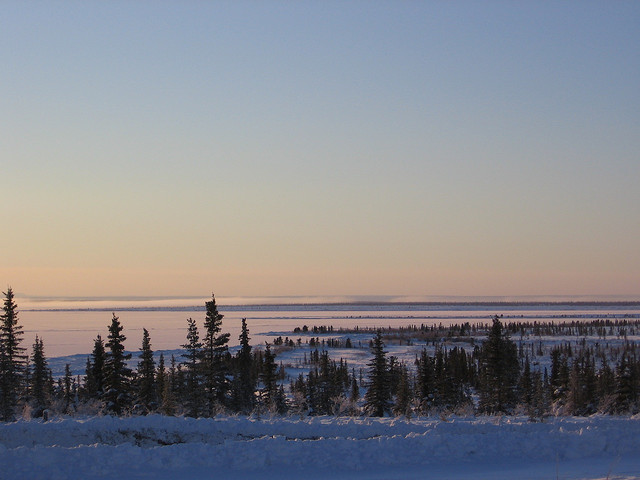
(2, 2, 639, 297)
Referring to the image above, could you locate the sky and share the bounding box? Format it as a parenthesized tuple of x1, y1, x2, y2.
(2, 1, 639, 300)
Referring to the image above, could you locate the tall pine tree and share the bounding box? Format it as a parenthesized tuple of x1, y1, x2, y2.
(30, 335, 51, 416)
(415, 349, 435, 413)
(62, 364, 74, 414)
(231, 318, 255, 413)
(103, 314, 132, 414)
(478, 316, 520, 414)
(156, 353, 167, 409)
(159, 354, 177, 416)
(85, 335, 106, 400)
(136, 328, 156, 410)
(259, 343, 279, 411)
(0, 287, 26, 421)
(182, 318, 203, 417)
(201, 294, 230, 414)
(364, 330, 391, 417)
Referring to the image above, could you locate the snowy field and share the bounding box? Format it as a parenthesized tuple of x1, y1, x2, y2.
(10, 300, 640, 479)
(2, 414, 640, 480)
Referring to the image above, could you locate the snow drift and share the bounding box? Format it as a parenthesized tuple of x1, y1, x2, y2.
(2, 414, 640, 479)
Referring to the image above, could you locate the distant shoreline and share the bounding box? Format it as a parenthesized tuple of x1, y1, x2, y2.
(21, 300, 640, 312)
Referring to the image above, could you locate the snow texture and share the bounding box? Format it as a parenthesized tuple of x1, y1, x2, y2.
(2, 414, 639, 479)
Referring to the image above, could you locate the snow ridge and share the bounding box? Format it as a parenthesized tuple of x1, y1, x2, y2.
(2, 415, 640, 479)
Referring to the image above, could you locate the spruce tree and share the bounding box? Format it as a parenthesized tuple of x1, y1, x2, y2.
(275, 384, 288, 414)
(260, 343, 278, 411)
(168, 355, 182, 406)
(350, 374, 360, 403)
(0, 287, 26, 421)
(392, 363, 412, 417)
(597, 358, 615, 412)
(306, 351, 351, 415)
(85, 335, 106, 400)
(202, 294, 230, 414)
(364, 330, 391, 417)
(136, 328, 156, 411)
(231, 318, 256, 413)
(518, 355, 533, 408)
(160, 354, 177, 416)
(62, 364, 74, 414)
(156, 353, 167, 407)
(549, 347, 570, 401)
(30, 335, 51, 416)
(615, 350, 638, 413)
(182, 318, 203, 417)
(23, 355, 31, 407)
(415, 349, 435, 413)
(434, 346, 471, 411)
(478, 315, 520, 414)
(565, 350, 597, 415)
(528, 370, 549, 421)
(103, 314, 132, 414)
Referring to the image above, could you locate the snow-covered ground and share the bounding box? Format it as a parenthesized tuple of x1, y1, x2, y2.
(14, 303, 640, 479)
(2, 414, 640, 480)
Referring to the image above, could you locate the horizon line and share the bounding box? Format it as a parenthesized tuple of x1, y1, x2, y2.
(15, 294, 640, 313)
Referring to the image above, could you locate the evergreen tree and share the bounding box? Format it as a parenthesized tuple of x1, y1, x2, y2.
(62, 364, 74, 414)
(364, 330, 391, 417)
(83, 357, 93, 399)
(432, 346, 446, 408)
(136, 328, 156, 410)
(231, 318, 256, 413)
(259, 343, 278, 411)
(437, 346, 471, 410)
(528, 370, 549, 421)
(275, 384, 288, 414)
(415, 349, 435, 413)
(582, 352, 597, 412)
(168, 355, 182, 407)
(181, 318, 203, 417)
(565, 350, 597, 415)
(350, 370, 360, 404)
(103, 314, 132, 414)
(156, 353, 166, 407)
(314, 351, 338, 415)
(23, 355, 31, 407)
(518, 355, 533, 407)
(615, 350, 638, 413)
(392, 363, 412, 417)
(549, 347, 570, 401)
(596, 358, 615, 412)
(387, 356, 401, 399)
(0, 287, 26, 421)
(201, 294, 230, 414)
(159, 354, 177, 416)
(85, 335, 106, 400)
(478, 316, 520, 414)
(30, 335, 51, 415)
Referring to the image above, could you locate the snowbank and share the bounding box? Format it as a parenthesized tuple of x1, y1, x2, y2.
(1, 414, 639, 479)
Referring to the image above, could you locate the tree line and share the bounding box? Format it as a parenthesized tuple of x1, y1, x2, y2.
(1, 287, 639, 421)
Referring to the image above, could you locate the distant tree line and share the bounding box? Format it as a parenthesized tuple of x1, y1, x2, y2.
(1, 287, 640, 422)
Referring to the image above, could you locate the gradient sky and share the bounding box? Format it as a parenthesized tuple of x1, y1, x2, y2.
(2, 2, 639, 298)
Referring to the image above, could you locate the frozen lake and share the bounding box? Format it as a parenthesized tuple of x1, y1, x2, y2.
(18, 298, 640, 357)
